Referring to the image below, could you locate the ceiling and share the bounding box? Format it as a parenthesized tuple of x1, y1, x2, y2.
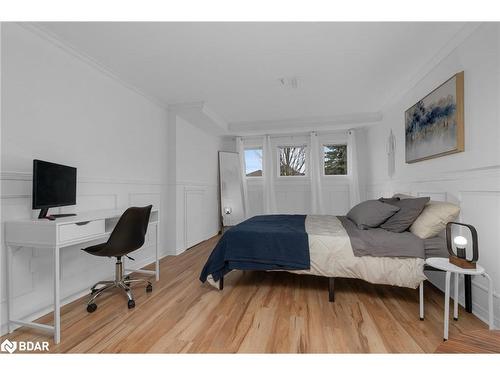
(35, 22, 466, 131)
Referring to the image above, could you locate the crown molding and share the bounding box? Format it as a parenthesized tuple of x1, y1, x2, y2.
(18, 22, 168, 110)
(228, 112, 383, 136)
(168, 101, 229, 135)
(380, 22, 483, 110)
(167, 101, 205, 112)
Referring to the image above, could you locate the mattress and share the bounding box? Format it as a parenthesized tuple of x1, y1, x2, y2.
(289, 215, 426, 289)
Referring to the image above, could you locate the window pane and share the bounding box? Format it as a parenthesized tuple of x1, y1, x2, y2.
(244, 148, 263, 177)
(279, 146, 306, 176)
(324, 144, 347, 175)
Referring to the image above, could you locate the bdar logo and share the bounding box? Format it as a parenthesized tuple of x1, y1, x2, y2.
(1, 339, 17, 354)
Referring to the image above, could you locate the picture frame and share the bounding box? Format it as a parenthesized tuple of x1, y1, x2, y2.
(405, 71, 464, 163)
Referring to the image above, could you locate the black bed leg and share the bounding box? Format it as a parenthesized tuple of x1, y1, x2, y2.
(219, 275, 224, 291)
(328, 277, 335, 302)
(465, 275, 472, 313)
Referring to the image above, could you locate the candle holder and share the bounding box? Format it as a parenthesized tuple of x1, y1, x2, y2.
(446, 222, 478, 269)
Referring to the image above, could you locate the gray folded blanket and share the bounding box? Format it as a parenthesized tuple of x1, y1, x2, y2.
(338, 216, 425, 258)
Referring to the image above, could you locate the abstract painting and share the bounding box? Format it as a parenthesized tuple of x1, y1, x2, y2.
(405, 72, 464, 163)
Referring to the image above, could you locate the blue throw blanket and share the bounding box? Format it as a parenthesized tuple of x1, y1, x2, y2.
(199, 215, 310, 282)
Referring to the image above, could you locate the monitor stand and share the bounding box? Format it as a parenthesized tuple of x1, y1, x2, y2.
(38, 208, 77, 220)
(52, 213, 77, 218)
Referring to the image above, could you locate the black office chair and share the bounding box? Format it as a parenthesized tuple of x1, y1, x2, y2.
(83, 205, 153, 313)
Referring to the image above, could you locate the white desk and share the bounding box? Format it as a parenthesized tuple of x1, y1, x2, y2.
(425, 257, 494, 341)
(5, 207, 160, 344)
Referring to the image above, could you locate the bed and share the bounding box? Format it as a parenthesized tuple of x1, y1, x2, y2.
(199, 213, 450, 306)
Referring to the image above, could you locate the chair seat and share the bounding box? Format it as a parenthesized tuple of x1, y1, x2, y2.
(82, 242, 108, 255)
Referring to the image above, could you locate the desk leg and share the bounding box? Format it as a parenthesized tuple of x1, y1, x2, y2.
(155, 223, 160, 281)
(6, 245, 14, 334)
(53, 246, 61, 344)
(484, 273, 494, 329)
(453, 273, 459, 321)
(444, 271, 451, 341)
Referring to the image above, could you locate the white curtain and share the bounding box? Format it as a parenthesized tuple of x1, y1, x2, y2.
(262, 135, 277, 213)
(309, 132, 324, 214)
(348, 129, 361, 208)
(236, 136, 249, 219)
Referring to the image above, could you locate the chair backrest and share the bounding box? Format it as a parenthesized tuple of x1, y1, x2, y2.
(106, 205, 153, 257)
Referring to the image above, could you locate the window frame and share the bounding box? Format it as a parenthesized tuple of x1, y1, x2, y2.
(322, 143, 348, 177)
(243, 147, 263, 179)
(277, 144, 309, 178)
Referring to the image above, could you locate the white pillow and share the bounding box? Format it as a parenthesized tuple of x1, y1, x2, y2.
(409, 201, 460, 239)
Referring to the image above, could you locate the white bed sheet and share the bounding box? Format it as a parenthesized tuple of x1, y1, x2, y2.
(290, 215, 425, 289)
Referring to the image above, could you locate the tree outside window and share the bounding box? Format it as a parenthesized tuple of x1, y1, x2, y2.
(324, 144, 347, 175)
(279, 146, 306, 176)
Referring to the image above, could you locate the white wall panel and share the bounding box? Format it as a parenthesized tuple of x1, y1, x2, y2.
(0, 23, 169, 335)
(185, 188, 206, 249)
(367, 170, 500, 328)
(167, 116, 222, 255)
(364, 24, 500, 327)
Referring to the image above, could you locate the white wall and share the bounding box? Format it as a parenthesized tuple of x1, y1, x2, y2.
(167, 115, 222, 254)
(232, 131, 366, 217)
(0, 23, 169, 334)
(364, 23, 500, 327)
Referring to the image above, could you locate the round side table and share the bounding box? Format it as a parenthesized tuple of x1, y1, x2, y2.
(425, 257, 494, 341)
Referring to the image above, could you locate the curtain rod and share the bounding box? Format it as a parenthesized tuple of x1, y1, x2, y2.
(234, 128, 352, 140)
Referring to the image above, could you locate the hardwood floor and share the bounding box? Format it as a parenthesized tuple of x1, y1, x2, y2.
(1, 236, 490, 353)
(435, 330, 500, 353)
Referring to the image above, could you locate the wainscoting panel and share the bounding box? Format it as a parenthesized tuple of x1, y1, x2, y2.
(0, 172, 167, 336)
(185, 187, 206, 249)
(417, 191, 447, 202)
(172, 183, 220, 255)
(128, 192, 161, 208)
(247, 180, 350, 216)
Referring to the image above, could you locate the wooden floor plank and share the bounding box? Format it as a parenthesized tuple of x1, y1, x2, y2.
(1, 235, 490, 353)
(435, 330, 500, 353)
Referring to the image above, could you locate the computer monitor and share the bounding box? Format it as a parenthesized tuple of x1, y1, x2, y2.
(32, 159, 77, 219)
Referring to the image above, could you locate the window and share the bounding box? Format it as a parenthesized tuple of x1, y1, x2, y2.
(244, 148, 263, 177)
(323, 144, 347, 175)
(279, 146, 306, 176)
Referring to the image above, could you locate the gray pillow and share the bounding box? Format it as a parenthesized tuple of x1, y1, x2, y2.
(379, 197, 401, 205)
(380, 197, 430, 233)
(347, 200, 400, 230)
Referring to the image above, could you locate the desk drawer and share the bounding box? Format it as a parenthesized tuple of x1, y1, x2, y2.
(59, 219, 105, 243)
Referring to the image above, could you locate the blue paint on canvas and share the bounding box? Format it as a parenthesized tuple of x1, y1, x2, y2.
(405, 77, 459, 162)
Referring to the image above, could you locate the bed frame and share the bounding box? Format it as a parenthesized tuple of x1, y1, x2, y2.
(217, 276, 336, 300)
(219, 268, 473, 318)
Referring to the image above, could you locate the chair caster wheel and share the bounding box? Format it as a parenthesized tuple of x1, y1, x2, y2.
(419, 318, 424, 321)
(128, 300, 135, 309)
(146, 284, 153, 293)
(87, 303, 97, 313)
(90, 288, 97, 295)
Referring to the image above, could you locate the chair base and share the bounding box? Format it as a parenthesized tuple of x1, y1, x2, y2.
(86, 257, 152, 312)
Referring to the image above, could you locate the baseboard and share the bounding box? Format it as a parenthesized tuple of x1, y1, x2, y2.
(176, 232, 220, 255)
